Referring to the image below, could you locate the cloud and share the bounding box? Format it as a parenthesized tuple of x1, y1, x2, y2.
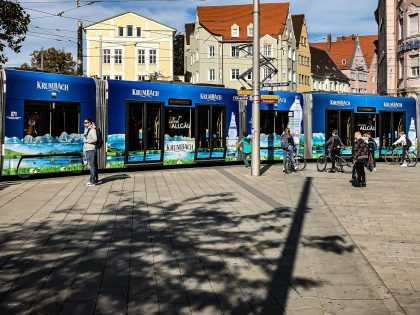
(4, 0, 378, 67)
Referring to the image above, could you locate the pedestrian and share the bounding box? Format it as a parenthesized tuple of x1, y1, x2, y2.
(366, 131, 377, 172)
(325, 130, 344, 173)
(281, 127, 296, 171)
(239, 131, 251, 168)
(352, 132, 368, 187)
(83, 117, 101, 186)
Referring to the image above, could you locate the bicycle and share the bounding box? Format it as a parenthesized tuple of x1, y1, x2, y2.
(317, 148, 352, 173)
(283, 147, 306, 174)
(385, 145, 417, 167)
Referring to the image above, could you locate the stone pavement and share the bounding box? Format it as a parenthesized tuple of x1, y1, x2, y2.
(0, 162, 419, 315)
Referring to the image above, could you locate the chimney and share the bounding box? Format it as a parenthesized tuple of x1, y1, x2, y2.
(327, 34, 332, 52)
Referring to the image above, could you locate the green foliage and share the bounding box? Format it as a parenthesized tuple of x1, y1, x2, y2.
(173, 34, 184, 76)
(0, 1, 30, 64)
(21, 47, 76, 75)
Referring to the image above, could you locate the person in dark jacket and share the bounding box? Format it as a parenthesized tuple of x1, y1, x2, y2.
(366, 131, 377, 171)
(325, 130, 344, 173)
(281, 127, 296, 170)
(352, 132, 369, 187)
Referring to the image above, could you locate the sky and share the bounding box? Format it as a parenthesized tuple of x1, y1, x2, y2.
(4, 0, 379, 67)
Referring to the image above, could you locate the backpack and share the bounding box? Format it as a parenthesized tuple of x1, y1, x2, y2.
(406, 136, 412, 148)
(368, 137, 377, 151)
(87, 128, 103, 150)
(281, 134, 289, 149)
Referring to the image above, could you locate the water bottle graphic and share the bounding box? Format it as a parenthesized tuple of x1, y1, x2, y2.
(227, 112, 238, 157)
(408, 117, 416, 148)
(287, 96, 303, 147)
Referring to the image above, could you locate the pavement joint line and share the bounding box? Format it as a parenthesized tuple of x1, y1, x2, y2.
(304, 172, 407, 315)
(216, 168, 286, 210)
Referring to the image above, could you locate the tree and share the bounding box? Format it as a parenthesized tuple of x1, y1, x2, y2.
(21, 47, 77, 75)
(0, 1, 30, 64)
(173, 34, 184, 76)
(148, 71, 167, 81)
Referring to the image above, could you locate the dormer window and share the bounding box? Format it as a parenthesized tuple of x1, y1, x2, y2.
(247, 23, 253, 37)
(342, 58, 347, 65)
(231, 24, 239, 38)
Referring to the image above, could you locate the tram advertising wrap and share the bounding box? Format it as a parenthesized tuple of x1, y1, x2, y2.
(311, 93, 417, 158)
(106, 80, 238, 168)
(1, 69, 96, 176)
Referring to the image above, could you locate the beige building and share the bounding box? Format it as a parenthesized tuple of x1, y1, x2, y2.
(85, 12, 175, 81)
(292, 14, 311, 92)
(185, 3, 297, 91)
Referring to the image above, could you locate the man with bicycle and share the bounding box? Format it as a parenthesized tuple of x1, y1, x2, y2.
(324, 130, 345, 173)
(393, 131, 412, 167)
(281, 127, 296, 171)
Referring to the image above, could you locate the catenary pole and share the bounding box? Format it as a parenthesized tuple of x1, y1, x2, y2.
(251, 0, 260, 176)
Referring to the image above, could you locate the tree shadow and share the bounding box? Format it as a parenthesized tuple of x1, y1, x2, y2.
(0, 176, 359, 315)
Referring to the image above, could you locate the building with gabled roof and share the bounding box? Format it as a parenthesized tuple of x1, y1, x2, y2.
(292, 14, 311, 92)
(310, 46, 350, 93)
(85, 12, 176, 81)
(311, 34, 378, 94)
(185, 2, 297, 91)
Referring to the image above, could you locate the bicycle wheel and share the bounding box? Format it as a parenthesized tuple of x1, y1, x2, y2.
(337, 157, 352, 173)
(295, 155, 307, 171)
(284, 156, 292, 174)
(385, 150, 401, 165)
(317, 155, 327, 172)
(407, 151, 418, 167)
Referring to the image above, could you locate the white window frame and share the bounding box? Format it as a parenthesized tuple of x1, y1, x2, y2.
(231, 68, 240, 81)
(118, 27, 124, 37)
(149, 49, 157, 64)
(410, 14, 419, 36)
(231, 46, 239, 58)
(232, 26, 239, 38)
(208, 68, 215, 81)
(248, 25, 253, 37)
(410, 55, 419, 77)
(103, 49, 110, 64)
(246, 45, 253, 57)
(114, 49, 122, 64)
(127, 25, 133, 37)
(138, 49, 145, 64)
(263, 44, 272, 57)
(138, 75, 146, 81)
(103, 75, 110, 80)
(208, 45, 215, 58)
(115, 75, 122, 80)
(137, 27, 142, 37)
(246, 72, 252, 80)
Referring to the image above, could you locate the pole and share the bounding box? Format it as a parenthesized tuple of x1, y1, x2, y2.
(251, 0, 260, 176)
(77, 21, 83, 75)
(99, 35, 103, 79)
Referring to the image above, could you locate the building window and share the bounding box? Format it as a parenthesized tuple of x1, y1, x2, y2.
(288, 46, 292, 59)
(263, 67, 270, 80)
(195, 50, 199, 62)
(115, 75, 122, 80)
(208, 46, 215, 58)
(399, 57, 404, 79)
(410, 14, 419, 36)
(138, 75, 146, 81)
(399, 18, 403, 41)
(150, 49, 157, 64)
(232, 26, 239, 38)
(118, 27, 124, 37)
(137, 27, 142, 37)
(410, 55, 419, 77)
(342, 58, 347, 65)
(127, 25, 133, 37)
(138, 49, 145, 64)
(208, 69, 215, 81)
(247, 72, 252, 80)
(114, 49, 122, 64)
(103, 49, 110, 64)
(190, 55, 193, 66)
(231, 46, 239, 58)
(246, 45, 253, 57)
(292, 49, 296, 61)
(263, 44, 272, 57)
(288, 69, 292, 81)
(248, 25, 253, 37)
(103, 75, 110, 80)
(231, 69, 240, 80)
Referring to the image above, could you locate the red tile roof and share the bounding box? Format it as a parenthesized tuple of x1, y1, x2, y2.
(358, 35, 378, 67)
(197, 3, 289, 42)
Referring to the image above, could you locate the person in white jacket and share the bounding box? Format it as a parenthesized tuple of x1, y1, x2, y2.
(393, 131, 409, 167)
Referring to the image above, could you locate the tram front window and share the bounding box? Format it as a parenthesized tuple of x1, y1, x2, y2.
(340, 111, 352, 146)
(211, 107, 224, 150)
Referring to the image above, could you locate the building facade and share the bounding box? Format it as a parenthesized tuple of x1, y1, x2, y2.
(292, 14, 311, 92)
(375, 0, 398, 95)
(311, 35, 378, 94)
(310, 46, 350, 93)
(185, 3, 297, 91)
(85, 12, 175, 81)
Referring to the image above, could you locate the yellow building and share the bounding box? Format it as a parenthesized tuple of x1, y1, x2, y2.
(292, 14, 311, 92)
(85, 12, 176, 81)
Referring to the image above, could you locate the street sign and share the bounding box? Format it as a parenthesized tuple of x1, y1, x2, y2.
(237, 90, 252, 95)
(233, 95, 250, 101)
(260, 95, 279, 104)
(261, 82, 290, 88)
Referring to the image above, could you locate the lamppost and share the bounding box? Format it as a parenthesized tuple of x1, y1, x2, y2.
(251, 0, 260, 176)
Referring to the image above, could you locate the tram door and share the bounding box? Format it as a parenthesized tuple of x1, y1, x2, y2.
(326, 110, 353, 147)
(260, 110, 288, 160)
(354, 114, 378, 138)
(379, 111, 405, 154)
(126, 102, 163, 164)
(195, 105, 226, 160)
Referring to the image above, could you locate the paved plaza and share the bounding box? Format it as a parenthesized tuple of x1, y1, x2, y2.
(0, 163, 419, 315)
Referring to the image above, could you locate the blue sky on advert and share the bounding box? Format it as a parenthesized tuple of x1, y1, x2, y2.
(4, 0, 378, 67)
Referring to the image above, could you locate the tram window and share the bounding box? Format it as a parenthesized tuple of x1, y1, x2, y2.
(146, 104, 161, 150)
(381, 112, 392, 147)
(393, 112, 405, 140)
(261, 111, 275, 134)
(24, 101, 80, 138)
(340, 111, 352, 146)
(197, 106, 210, 149)
(274, 112, 288, 134)
(326, 110, 339, 139)
(165, 107, 194, 138)
(211, 107, 224, 149)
